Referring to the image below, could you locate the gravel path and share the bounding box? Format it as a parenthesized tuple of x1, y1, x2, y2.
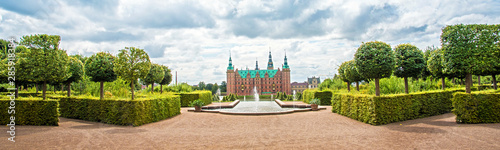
(1, 106, 499, 149)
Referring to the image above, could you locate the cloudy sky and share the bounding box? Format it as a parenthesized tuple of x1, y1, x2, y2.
(1, 0, 499, 85)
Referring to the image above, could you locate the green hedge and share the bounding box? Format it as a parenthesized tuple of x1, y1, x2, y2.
(59, 95, 180, 126)
(177, 90, 211, 107)
(302, 89, 333, 105)
(452, 91, 500, 123)
(332, 89, 463, 125)
(0, 97, 59, 126)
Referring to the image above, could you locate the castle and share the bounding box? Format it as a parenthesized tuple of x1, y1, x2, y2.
(226, 51, 291, 96)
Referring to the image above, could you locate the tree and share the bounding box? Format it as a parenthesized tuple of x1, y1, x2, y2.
(441, 24, 500, 93)
(420, 46, 434, 80)
(338, 61, 351, 92)
(344, 60, 364, 91)
(393, 44, 426, 94)
(427, 48, 448, 90)
(71, 54, 87, 65)
(212, 83, 219, 94)
(158, 65, 172, 93)
(1, 45, 31, 97)
(64, 57, 84, 97)
(114, 47, 151, 100)
(220, 81, 227, 92)
(198, 81, 206, 90)
(141, 63, 164, 93)
(206, 83, 213, 92)
(354, 41, 394, 96)
(20, 34, 71, 99)
(85, 52, 117, 100)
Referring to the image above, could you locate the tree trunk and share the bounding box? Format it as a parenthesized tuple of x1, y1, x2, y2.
(42, 81, 47, 100)
(61, 84, 64, 92)
(404, 77, 409, 94)
(347, 82, 350, 92)
(36, 83, 39, 93)
(53, 85, 56, 93)
(151, 83, 154, 93)
(131, 80, 135, 100)
(67, 82, 71, 97)
(100, 81, 104, 100)
(356, 82, 359, 91)
(441, 77, 446, 90)
(477, 76, 481, 85)
(465, 73, 472, 93)
(160, 84, 163, 94)
(375, 78, 380, 96)
(15, 83, 18, 98)
(452, 78, 455, 84)
(492, 74, 497, 90)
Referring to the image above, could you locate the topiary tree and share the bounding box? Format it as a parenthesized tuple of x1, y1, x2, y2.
(64, 57, 84, 97)
(354, 41, 394, 96)
(338, 61, 351, 92)
(427, 48, 448, 90)
(20, 34, 71, 99)
(1, 45, 31, 97)
(393, 44, 426, 94)
(85, 52, 117, 100)
(345, 60, 364, 91)
(441, 24, 500, 93)
(419, 47, 434, 81)
(141, 63, 164, 93)
(159, 65, 172, 93)
(114, 47, 151, 100)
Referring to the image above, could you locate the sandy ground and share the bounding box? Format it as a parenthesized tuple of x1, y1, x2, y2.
(1, 106, 500, 150)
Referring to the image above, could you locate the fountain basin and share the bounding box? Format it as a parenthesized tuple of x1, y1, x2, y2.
(197, 99, 314, 115)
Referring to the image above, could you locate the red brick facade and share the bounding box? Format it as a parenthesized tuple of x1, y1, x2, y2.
(226, 52, 291, 96)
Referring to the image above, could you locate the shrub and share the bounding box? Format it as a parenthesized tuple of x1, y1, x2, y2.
(452, 91, 500, 123)
(190, 99, 205, 107)
(332, 89, 463, 125)
(222, 93, 238, 102)
(59, 95, 180, 126)
(177, 91, 211, 107)
(302, 89, 333, 105)
(310, 98, 321, 105)
(0, 97, 59, 126)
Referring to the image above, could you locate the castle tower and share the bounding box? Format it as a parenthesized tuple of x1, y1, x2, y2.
(267, 51, 274, 70)
(226, 53, 235, 94)
(282, 51, 291, 94)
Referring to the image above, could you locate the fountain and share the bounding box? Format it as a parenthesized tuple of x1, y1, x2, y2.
(253, 86, 259, 102)
(293, 90, 296, 108)
(216, 89, 222, 110)
(216, 89, 223, 101)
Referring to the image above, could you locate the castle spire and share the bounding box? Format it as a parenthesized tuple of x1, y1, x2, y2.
(255, 58, 259, 70)
(283, 49, 289, 69)
(227, 51, 234, 70)
(267, 49, 273, 70)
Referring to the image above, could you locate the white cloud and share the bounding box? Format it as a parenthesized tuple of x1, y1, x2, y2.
(1, 0, 499, 85)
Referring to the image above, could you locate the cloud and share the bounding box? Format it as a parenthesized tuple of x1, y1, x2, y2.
(1, 0, 500, 85)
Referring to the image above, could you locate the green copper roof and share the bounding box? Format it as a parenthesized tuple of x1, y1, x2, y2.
(238, 69, 278, 78)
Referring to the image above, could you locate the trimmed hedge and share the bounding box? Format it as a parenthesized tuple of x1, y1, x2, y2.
(177, 90, 211, 107)
(332, 89, 463, 125)
(302, 89, 333, 105)
(59, 95, 180, 126)
(0, 97, 59, 126)
(452, 91, 500, 123)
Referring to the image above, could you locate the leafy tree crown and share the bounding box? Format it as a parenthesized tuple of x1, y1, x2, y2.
(354, 41, 395, 80)
(85, 52, 117, 82)
(393, 43, 426, 78)
(113, 47, 151, 83)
